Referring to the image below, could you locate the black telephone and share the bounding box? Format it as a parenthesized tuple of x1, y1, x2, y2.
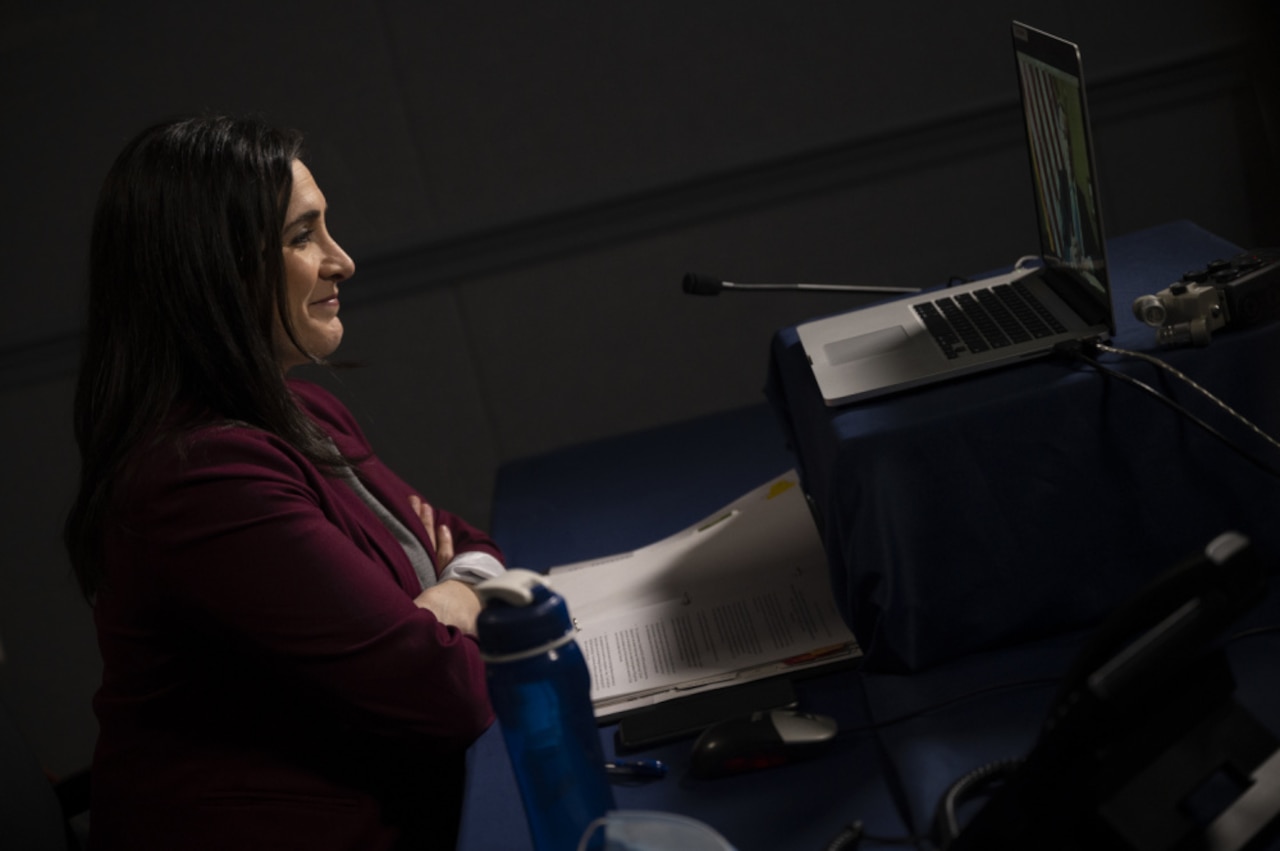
(947, 531, 1280, 851)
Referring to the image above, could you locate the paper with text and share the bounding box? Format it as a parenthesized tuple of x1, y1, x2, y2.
(548, 472, 860, 718)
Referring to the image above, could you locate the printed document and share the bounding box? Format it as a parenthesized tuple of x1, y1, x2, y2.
(547, 473, 860, 719)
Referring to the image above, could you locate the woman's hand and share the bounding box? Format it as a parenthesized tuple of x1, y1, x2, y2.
(409, 494, 480, 634)
(414, 579, 482, 636)
(409, 494, 454, 567)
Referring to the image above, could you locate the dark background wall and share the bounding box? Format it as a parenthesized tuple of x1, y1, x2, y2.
(2, 0, 1277, 777)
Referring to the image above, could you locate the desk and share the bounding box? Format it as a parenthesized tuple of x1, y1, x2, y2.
(767, 221, 1280, 672)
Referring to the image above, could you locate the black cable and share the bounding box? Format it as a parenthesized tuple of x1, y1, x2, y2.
(817, 677, 1057, 851)
(859, 831, 932, 847)
(823, 820, 933, 850)
(825, 821, 865, 851)
(1097, 342, 1280, 456)
(931, 758, 1023, 850)
(837, 676, 1060, 738)
(1055, 340, 1280, 480)
(1226, 623, 1280, 644)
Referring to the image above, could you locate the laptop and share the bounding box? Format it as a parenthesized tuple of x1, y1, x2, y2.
(797, 22, 1115, 406)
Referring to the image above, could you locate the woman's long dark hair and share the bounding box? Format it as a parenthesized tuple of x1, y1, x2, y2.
(66, 115, 343, 599)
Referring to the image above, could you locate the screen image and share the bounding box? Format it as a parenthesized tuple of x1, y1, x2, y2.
(1017, 51, 1107, 299)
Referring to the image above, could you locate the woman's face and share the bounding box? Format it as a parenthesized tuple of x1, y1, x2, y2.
(276, 160, 355, 370)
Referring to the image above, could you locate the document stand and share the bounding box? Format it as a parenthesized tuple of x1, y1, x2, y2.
(949, 532, 1280, 851)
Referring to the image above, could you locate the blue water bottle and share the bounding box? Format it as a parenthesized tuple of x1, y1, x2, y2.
(475, 569, 616, 851)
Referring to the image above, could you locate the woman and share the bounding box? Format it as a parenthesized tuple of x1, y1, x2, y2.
(65, 116, 505, 850)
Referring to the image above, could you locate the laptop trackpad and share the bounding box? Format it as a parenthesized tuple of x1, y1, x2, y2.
(823, 326, 910, 365)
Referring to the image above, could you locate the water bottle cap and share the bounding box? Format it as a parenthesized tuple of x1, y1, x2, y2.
(475, 569, 574, 658)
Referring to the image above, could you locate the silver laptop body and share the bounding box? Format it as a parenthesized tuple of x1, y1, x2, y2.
(797, 21, 1115, 407)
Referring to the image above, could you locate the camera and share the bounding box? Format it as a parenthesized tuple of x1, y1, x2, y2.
(1132, 280, 1225, 347)
(1133, 250, 1280, 347)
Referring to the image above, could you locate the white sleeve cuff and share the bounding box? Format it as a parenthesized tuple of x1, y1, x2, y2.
(439, 551, 507, 586)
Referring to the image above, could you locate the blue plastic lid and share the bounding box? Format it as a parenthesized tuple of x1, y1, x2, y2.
(475, 570, 574, 656)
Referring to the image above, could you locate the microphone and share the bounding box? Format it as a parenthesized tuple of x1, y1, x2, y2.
(682, 272, 920, 296)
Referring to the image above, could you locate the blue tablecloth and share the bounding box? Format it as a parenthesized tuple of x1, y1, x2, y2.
(767, 221, 1280, 672)
(461, 222, 1280, 850)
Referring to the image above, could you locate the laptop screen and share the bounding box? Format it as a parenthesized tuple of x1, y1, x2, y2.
(1013, 22, 1114, 332)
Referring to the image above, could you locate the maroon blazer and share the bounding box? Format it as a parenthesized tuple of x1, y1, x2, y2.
(89, 380, 501, 851)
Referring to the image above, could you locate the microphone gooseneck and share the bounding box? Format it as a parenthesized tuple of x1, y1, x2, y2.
(681, 272, 921, 296)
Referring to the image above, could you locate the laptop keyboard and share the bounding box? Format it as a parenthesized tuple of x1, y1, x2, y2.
(913, 281, 1067, 359)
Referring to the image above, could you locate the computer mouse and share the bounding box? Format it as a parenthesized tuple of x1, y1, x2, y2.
(688, 708, 838, 779)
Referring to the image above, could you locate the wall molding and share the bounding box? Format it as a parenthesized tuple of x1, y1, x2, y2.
(0, 45, 1254, 391)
